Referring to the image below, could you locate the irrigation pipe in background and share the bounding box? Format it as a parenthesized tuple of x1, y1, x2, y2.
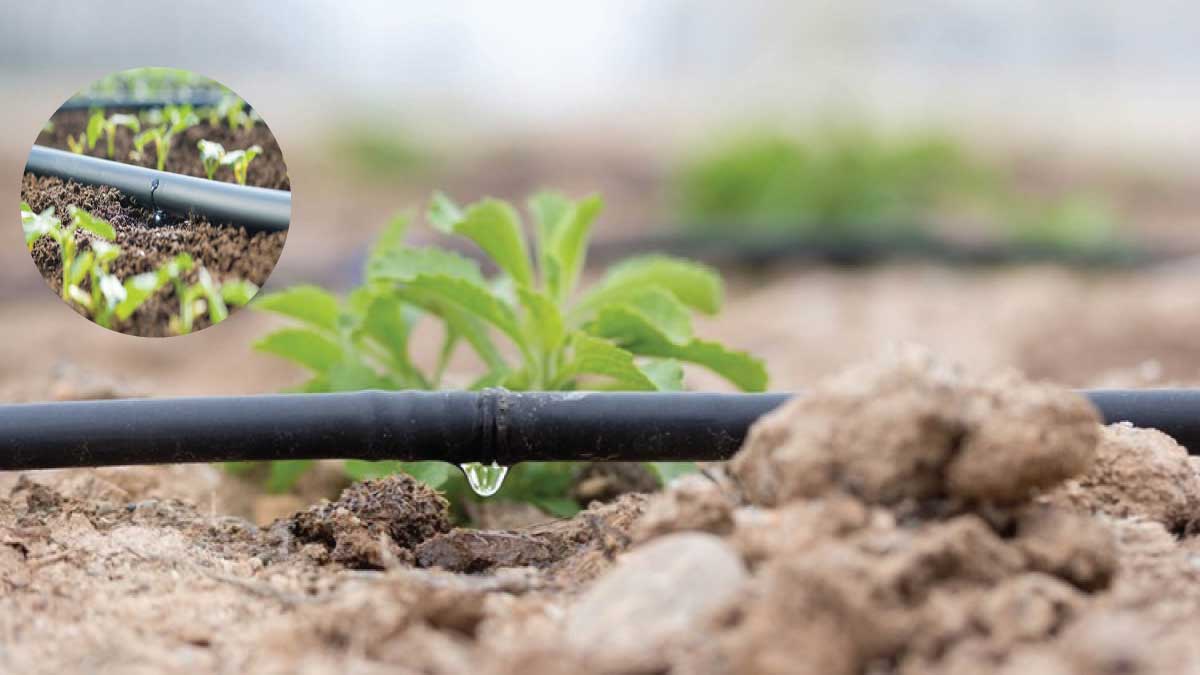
(56, 93, 228, 112)
(25, 145, 290, 233)
(584, 231, 1164, 269)
(0, 389, 1198, 471)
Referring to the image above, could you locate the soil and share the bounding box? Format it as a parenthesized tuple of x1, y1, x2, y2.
(21, 174, 286, 336)
(5, 350, 1200, 673)
(36, 109, 291, 190)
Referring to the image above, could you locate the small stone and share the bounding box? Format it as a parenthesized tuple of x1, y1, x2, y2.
(566, 532, 747, 665)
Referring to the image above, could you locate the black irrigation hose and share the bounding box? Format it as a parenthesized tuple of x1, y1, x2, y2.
(56, 93, 228, 112)
(585, 231, 1166, 269)
(0, 389, 1197, 471)
(25, 145, 290, 233)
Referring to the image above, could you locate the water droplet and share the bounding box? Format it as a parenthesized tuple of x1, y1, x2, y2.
(459, 461, 509, 497)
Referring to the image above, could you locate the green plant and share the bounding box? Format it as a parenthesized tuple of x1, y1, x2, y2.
(197, 140, 225, 179)
(676, 126, 1122, 251)
(98, 113, 140, 159)
(65, 134, 86, 154)
(1003, 194, 1118, 251)
(221, 145, 262, 185)
(331, 123, 428, 180)
(20, 203, 152, 328)
(132, 105, 199, 171)
(85, 109, 106, 152)
(20, 204, 254, 330)
(251, 191, 766, 515)
(168, 261, 258, 335)
(676, 128, 981, 241)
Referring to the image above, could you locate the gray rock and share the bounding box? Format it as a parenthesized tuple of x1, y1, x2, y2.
(566, 532, 747, 661)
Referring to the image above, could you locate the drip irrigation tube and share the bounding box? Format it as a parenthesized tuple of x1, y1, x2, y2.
(585, 231, 1162, 269)
(56, 93, 228, 111)
(25, 145, 290, 233)
(0, 389, 1198, 471)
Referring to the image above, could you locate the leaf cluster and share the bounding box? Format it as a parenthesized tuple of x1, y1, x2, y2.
(21, 203, 256, 332)
(251, 191, 767, 513)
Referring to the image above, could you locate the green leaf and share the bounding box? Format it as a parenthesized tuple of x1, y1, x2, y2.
(67, 206, 116, 240)
(401, 461, 454, 488)
(97, 274, 126, 310)
(85, 110, 105, 149)
(196, 268, 230, 324)
(68, 250, 94, 286)
(517, 286, 565, 353)
(648, 461, 699, 485)
(401, 285, 507, 372)
(572, 255, 722, 321)
(266, 460, 313, 493)
(429, 195, 534, 287)
(345, 460, 453, 489)
(396, 274, 523, 345)
(90, 240, 121, 266)
(66, 284, 92, 309)
(620, 288, 693, 346)
(108, 113, 140, 133)
(254, 285, 340, 332)
(590, 306, 767, 391)
(115, 272, 164, 320)
(220, 279, 259, 306)
(638, 358, 684, 391)
(427, 191, 465, 230)
(529, 192, 602, 301)
(325, 362, 390, 391)
(22, 206, 60, 249)
(367, 211, 412, 263)
(555, 332, 656, 390)
(360, 294, 422, 377)
(254, 328, 344, 372)
(343, 459, 401, 481)
(368, 245, 485, 285)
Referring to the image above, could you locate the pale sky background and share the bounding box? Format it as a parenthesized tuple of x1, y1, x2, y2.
(0, 1, 1197, 162)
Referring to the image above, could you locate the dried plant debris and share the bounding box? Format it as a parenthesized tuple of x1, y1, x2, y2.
(5, 351, 1200, 673)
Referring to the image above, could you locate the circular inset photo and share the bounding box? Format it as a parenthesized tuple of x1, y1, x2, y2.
(19, 67, 290, 337)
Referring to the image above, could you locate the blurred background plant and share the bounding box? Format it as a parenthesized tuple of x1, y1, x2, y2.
(673, 126, 1120, 251)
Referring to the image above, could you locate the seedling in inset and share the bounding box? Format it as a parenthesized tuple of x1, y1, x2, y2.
(197, 140, 226, 179)
(131, 105, 199, 171)
(99, 113, 140, 159)
(220, 145, 262, 185)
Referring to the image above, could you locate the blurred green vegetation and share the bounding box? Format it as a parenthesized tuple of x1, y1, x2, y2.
(674, 128, 1120, 251)
(71, 67, 228, 102)
(327, 122, 431, 181)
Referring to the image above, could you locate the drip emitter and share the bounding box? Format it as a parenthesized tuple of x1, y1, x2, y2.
(0, 389, 1197, 471)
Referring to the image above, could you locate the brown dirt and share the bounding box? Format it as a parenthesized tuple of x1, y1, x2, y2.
(20, 174, 286, 336)
(5, 350, 1200, 673)
(37, 109, 291, 190)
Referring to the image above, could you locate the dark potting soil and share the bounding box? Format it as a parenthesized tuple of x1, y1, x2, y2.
(21, 173, 287, 337)
(36, 109, 291, 190)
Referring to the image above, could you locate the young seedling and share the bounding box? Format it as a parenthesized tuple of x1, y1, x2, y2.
(253, 191, 767, 512)
(220, 145, 262, 185)
(143, 254, 257, 334)
(22, 204, 124, 319)
(65, 134, 86, 154)
(99, 113, 141, 159)
(197, 139, 226, 180)
(85, 109, 106, 152)
(131, 105, 200, 171)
